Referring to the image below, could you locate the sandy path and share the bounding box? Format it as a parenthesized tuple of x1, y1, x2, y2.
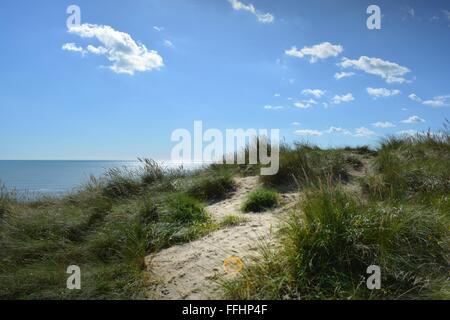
(144, 176, 297, 300)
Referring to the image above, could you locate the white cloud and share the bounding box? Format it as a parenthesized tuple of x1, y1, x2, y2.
(292, 122, 300, 126)
(228, 0, 274, 23)
(331, 93, 354, 105)
(62, 43, 85, 55)
(285, 42, 343, 63)
(397, 130, 419, 136)
(293, 126, 379, 138)
(367, 87, 401, 98)
(334, 71, 354, 80)
(302, 89, 325, 98)
(153, 26, 164, 32)
(294, 99, 317, 109)
(294, 129, 322, 137)
(274, 93, 281, 97)
(442, 10, 450, 20)
(264, 105, 283, 110)
(163, 40, 175, 48)
(354, 127, 376, 138)
(86, 45, 107, 55)
(338, 56, 410, 84)
(401, 115, 425, 124)
(372, 121, 396, 128)
(408, 93, 422, 102)
(67, 23, 164, 75)
(408, 93, 450, 107)
(325, 127, 352, 135)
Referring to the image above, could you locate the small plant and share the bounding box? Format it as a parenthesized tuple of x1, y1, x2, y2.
(186, 172, 236, 201)
(241, 188, 279, 213)
(163, 193, 209, 224)
(101, 168, 142, 199)
(139, 158, 165, 185)
(345, 154, 363, 170)
(220, 214, 248, 227)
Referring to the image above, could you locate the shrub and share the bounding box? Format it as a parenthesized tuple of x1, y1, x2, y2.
(186, 172, 236, 201)
(139, 158, 165, 185)
(163, 194, 209, 224)
(363, 128, 450, 201)
(241, 188, 279, 213)
(260, 144, 312, 188)
(0, 198, 9, 218)
(345, 154, 363, 170)
(0, 182, 12, 218)
(260, 144, 350, 189)
(101, 168, 142, 199)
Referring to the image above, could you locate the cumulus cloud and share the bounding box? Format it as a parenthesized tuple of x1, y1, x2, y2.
(66, 23, 164, 75)
(163, 40, 175, 48)
(86, 45, 107, 55)
(264, 105, 283, 110)
(294, 99, 318, 109)
(302, 89, 325, 98)
(354, 127, 376, 138)
(397, 129, 419, 136)
(285, 42, 343, 63)
(294, 123, 377, 138)
(401, 115, 425, 124)
(294, 129, 323, 137)
(228, 0, 274, 23)
(442, 10, 450, 20)
(338, 56, 410, 84)
(408, 93, 450, 107)
(331, 93, 354, 105)
(325, 127, 352, 135)
(372, 121, 396, 128)
(334, 71, 354, 80)
(367, 87, 401, 98)
(62, 43, 85, 55)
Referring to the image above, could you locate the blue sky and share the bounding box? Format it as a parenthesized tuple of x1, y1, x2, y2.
(0, 0, 449, 160)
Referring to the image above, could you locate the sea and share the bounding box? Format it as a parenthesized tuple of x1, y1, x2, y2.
(0, 160, 143, 200)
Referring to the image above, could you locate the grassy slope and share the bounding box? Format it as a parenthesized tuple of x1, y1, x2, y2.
(1, 129, 449, 300)
(223, 130, 449, 300)
(0, 162, 235, 299)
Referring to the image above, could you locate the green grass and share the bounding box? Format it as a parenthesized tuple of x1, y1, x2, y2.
(241, 188, 279, 213)
(185, 170, 236, 202)
(2, 127, 449, 300)
(220, 214, 249, 227)
(0, 162, 220, 299)
(361, 125, 450, 203)
(223, 127, 450, 300)
(223, 184, 449, 300)
(260, 143, 351, 190)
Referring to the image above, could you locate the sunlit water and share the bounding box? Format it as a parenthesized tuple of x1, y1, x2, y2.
(0, 160, 144, 199)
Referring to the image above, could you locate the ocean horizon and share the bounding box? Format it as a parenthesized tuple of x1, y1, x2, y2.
(0, 160, 144, 198)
